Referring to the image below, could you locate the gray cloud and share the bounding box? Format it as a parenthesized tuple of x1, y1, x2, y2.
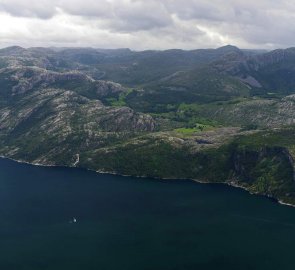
(109, 1, 173, 32)
(0, 0, 294, 49)
(0, 0, 57, 19)
(58, 0, 112, 18)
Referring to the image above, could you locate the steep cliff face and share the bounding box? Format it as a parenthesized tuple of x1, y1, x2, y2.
(229, 145, 295, 204)
(232, 146, 294, 180)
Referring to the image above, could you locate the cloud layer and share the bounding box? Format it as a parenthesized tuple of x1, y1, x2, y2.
(0, 0, 294, 50)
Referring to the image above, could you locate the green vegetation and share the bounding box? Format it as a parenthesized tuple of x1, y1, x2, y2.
(125, 68, 250, 112)
(234, 127, 295, 149)
(106, 88, 133, 107)
(175, 123, 214, 135)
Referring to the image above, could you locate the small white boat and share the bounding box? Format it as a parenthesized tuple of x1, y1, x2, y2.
(69, 217, 77, 224)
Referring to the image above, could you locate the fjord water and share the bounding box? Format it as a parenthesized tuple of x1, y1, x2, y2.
(1, 159, 295, 270)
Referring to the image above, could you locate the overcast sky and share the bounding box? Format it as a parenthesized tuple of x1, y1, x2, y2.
(0, 0, 294, 50)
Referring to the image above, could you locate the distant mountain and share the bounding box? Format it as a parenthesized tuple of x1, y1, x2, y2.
(209, 47, 295, 96)
(0, 45, 250, 83)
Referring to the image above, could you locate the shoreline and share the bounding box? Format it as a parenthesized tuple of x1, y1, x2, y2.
(0, 155, 294, 208)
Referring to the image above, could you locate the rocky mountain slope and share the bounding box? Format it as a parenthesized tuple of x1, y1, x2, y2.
(0, 66, 155, 165)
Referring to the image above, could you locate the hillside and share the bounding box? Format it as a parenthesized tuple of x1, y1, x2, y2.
(0, 45, 295, 205)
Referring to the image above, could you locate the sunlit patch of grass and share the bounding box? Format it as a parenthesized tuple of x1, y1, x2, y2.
(174, 123, 214, 135)
(107, 88, 134, 107)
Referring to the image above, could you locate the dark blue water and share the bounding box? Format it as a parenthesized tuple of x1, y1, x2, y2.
(1, 158, 295, 270)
